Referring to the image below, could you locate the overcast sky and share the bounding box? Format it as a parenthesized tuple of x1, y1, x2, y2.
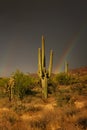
(0, 0, 87, 76)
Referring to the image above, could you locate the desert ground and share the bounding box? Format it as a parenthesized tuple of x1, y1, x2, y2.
(0, 67, 87, 130)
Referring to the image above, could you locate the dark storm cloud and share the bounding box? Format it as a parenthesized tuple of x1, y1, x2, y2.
(0, 0, 87, 76)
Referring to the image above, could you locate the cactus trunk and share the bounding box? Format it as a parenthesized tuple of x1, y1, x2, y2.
(42, 76, 48, 99)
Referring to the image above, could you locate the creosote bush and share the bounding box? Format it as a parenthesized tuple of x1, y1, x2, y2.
(55, 73, 78, 85)
(12, 70, 36, 99)
(56, 92, 71, 107)
(0, 77, 9, 87)
(0, 77, 9, 98)
(47, 78, 56, 94)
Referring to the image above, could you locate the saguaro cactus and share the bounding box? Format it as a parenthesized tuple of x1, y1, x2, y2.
(38, 36, 53, 99)
(65, 61, 68, 73)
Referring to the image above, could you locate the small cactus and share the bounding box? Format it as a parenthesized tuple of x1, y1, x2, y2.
(38, 36, 53, 99)
(65, 61, 68, 73)
(8, 77, 15, 101)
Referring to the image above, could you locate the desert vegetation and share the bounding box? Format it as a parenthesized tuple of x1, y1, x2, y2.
(0, 67, 87, 130)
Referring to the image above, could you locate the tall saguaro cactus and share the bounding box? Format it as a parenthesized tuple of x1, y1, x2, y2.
(38, 36, 53, 99)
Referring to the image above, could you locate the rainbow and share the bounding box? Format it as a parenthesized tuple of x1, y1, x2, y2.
(0, 23, 86, 76)
(54, 24, 86, 73)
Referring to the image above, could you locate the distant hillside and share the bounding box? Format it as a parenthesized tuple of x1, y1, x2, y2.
(27, 67, 87, 77)
(69, 66, 87, 76)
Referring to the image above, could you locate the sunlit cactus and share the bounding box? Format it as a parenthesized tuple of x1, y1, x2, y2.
(65, 61, 68, 73)
(38, 36, 53, 99)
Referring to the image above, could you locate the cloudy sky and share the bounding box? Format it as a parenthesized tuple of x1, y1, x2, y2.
(0, 0, 87, 76)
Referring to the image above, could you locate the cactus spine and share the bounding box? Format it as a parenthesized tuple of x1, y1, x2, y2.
(38, 36, 53, 99)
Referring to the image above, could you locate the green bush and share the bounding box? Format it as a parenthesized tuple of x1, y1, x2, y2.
(55, 73, 77, 85)
(0, 77, 9, 87)
(48, 78, 56, 94)
(70, 83, 87, 95)
(12, 70, 36, 99)
(0, 77, 9, 98)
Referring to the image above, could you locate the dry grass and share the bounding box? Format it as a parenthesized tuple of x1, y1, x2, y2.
(0, 95, 87, 130)
(0, 67, 87, 130)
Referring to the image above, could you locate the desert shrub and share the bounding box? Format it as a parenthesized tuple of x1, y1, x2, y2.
(57, 93, 71, 107)
(30, 119, 46, 130)
(0, 89, 5, 98)
(0, 77, 9, 87)
(0, 110, 19, 126)
(55, 73, 77, 85)
(12, 70, 36, 99)
(0, 77, 9, 98)
(79, 75, 87, 83)
(25, 105, 42, 113)
(48, 78, 56, 94)
(70, 83, 87, 95)
(13, 103, 26, 114)
(63, 106, 79, 118)
(70, 85, 82, 95)
(55, 88, 73, 107)
(13, 103, 42, 115)
(75, 117, 87, 129)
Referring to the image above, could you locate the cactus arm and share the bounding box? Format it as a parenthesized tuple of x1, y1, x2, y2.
(38, 48, 42, 77)
(42, 36, 45, 69)
(48, 50, 53, 77)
